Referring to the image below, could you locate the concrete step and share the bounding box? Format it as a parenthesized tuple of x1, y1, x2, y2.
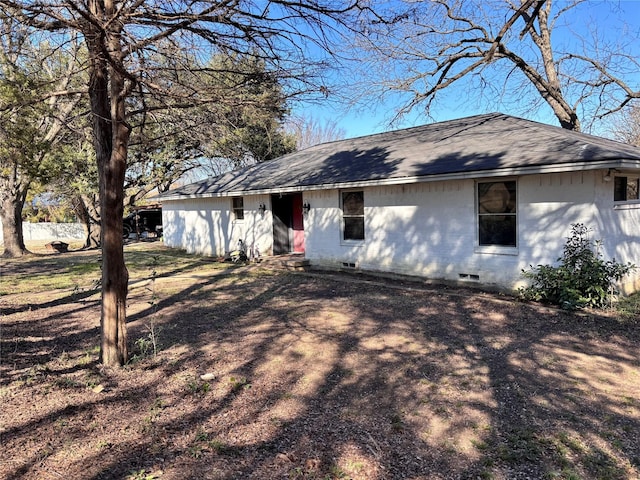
(282, 258, 310, 271)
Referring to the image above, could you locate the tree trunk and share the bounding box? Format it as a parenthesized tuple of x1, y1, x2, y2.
(75, 194, 101, 249)
(0, 175, 29, 258)
(99, 72, 130, 366)
(530, 3, 581, 132)
(86, 6, 130, 366)
(1, 194, 27, 257)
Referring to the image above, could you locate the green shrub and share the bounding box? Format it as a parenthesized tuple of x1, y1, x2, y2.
(519, 224, 635, 310)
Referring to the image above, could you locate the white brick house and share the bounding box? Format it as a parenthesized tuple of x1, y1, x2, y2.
(159, 113, 640, 293)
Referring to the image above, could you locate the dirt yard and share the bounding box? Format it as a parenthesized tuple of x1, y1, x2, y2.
(1, 244, 639, 479)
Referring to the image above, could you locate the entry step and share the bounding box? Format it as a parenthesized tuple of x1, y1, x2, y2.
(282, 258, 310, 271)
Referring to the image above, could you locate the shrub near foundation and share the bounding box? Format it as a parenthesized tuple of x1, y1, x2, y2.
(520, 223, 635, 310)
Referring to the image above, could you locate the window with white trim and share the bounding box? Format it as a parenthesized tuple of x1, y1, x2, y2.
(341, 190, 364, 241)
(614, 176, 639, 201)
(232, 197, 244, 220)
(477, 181, 517, 247)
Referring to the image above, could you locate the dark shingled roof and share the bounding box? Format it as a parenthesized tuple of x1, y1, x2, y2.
(162, 112, 640, 199)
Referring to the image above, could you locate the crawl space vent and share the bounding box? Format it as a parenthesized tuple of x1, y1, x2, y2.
(459, 273, 480, 281)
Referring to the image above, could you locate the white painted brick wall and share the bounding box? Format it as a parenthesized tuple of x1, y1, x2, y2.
(305, 171, 639, 291)
(164, 169, 639, 292)
(163, 195, 273, 258)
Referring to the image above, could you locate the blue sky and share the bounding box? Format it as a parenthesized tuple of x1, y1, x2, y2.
(293, 0, 640, 140)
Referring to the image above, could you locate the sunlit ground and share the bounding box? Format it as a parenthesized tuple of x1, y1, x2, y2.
(1, 245, 638, 479)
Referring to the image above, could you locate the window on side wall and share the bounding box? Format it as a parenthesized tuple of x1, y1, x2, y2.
(341, 190, 364, 241)
(614, 176, 640, 201)
(232, 196, 244, 221)
(477, 181, 517, 247)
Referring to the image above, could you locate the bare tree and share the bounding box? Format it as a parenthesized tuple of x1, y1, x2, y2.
(0, 0, 365, 366)
(351, 0, 640, 131)
(613, 104, 640, 147)
(288, 115, 347, 149)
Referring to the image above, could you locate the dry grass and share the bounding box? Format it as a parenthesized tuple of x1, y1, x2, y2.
(1, 244, 639, 479)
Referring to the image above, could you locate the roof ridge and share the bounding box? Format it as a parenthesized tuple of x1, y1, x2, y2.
(298, 112, 508, 152)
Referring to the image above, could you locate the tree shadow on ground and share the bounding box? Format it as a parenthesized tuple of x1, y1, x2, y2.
(2, 268, 639, 480)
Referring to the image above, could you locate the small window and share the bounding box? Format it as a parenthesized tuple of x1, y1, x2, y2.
(477, 181, 517, 247)
(341, 191, 364, 241)
(614, 176, 639, 201)
(232, 197, 244, 220)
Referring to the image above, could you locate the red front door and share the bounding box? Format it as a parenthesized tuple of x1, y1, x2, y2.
(292, 193, 305, 253)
